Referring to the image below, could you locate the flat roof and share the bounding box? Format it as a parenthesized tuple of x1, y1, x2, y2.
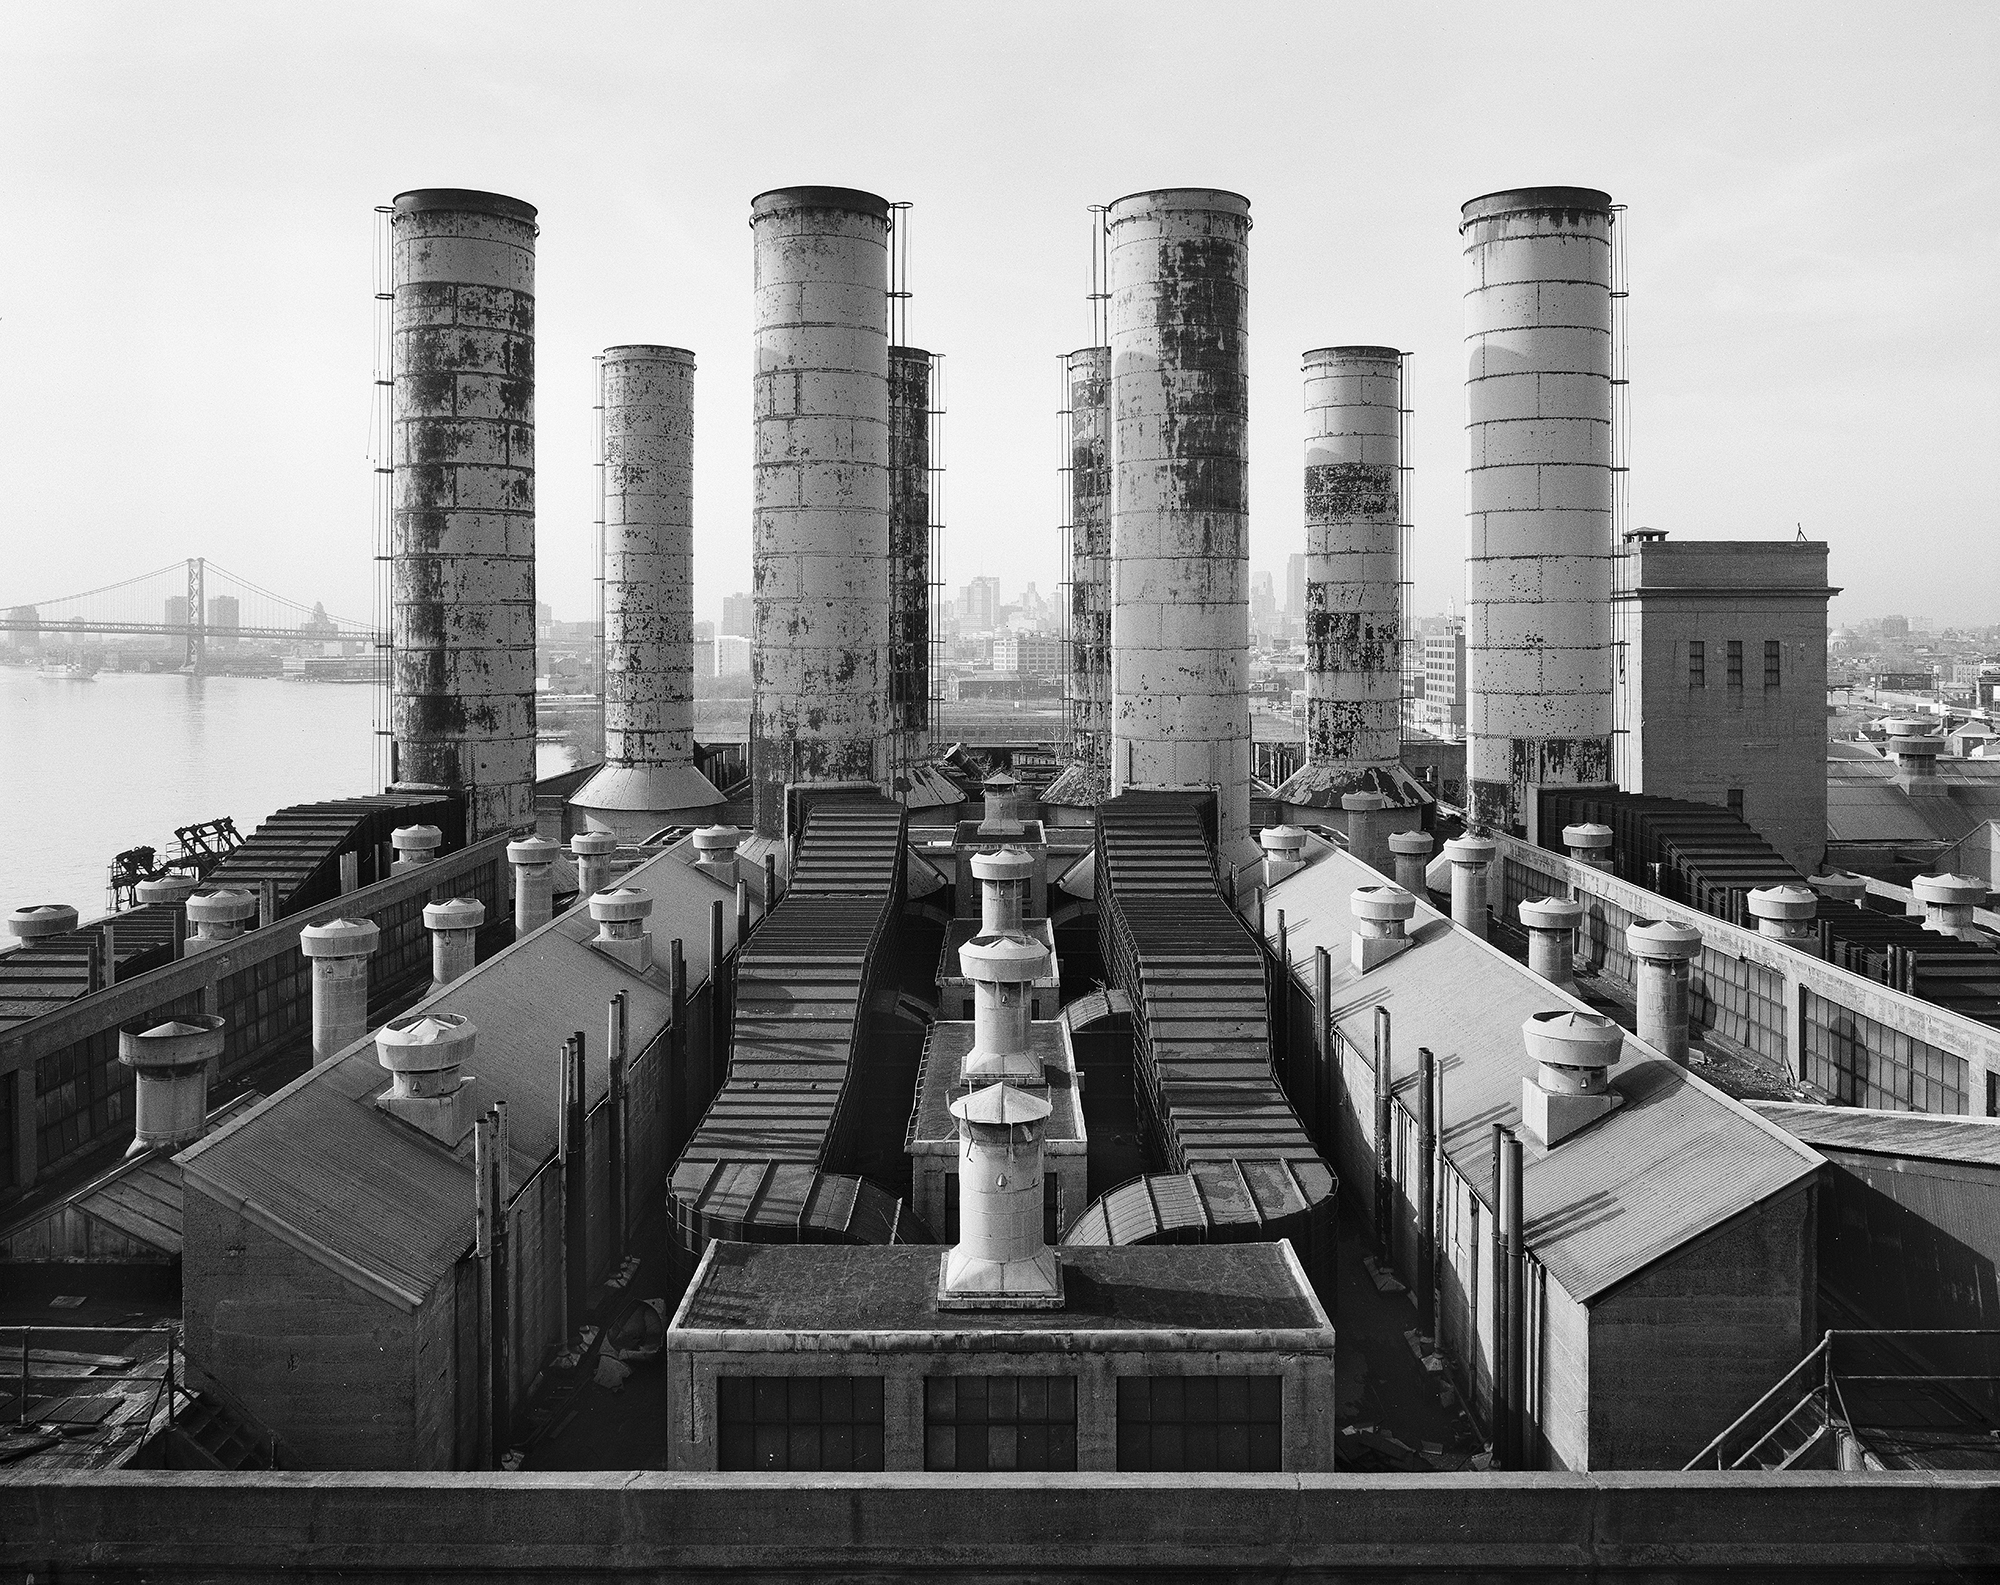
(909, 1023, 1081, 1149)
(671, 1243, 1327, 1337)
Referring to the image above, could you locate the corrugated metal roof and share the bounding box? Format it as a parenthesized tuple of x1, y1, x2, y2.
(1749, 1101, 2000, 1168)
(178, 840, 729, 1308)
(1826, 761, 2000, 845)
(1262, 841, 1822, 1303)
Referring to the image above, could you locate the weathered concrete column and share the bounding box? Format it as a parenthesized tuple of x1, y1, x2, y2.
(1278, 346, 1410, 810)
(1462, 188, 1617, 834)
(1519, 895, 1585, 991)
(1343, 791, 1392, 873)
(749, 186, 892, 836)
(299, 918, 381, 1065)
(1259, 824, 1306, 889)
(1562, 823, 1614, 871)
(573, 345, 724, 834)
(1351, 885, 1416, 972)
(1389, 830, 1434, 895)
(572, 831, 617, 900)
(590, 887, 655, 973)
(961, 934, 1049, 1082)
(887, 344, 934, 777)
(973, 847, 1033, 938)
(8, 904, 79, 943)
(1444, 835, 1497, 940)
(1809, 871, 1869, 906)
(1062, 344, 1112, 782)
(119, 1013, 225, 1157)
(184, 890, 258, 954)
(424, 897, 484, 989)
(508, 836, 557, 936)
(1913, 874, 1986, 940)
(1626, 918, 1703, 1063)
(942, 1084, 1062, 1306)
(1747, 884, 1818, 946)
(389, 188, 538, 840)
(391, 824, 442, 873)
(1108, 188, 1254, 847)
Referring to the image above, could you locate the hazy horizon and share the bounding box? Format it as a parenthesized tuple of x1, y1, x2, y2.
(3, 1, 1994, 631)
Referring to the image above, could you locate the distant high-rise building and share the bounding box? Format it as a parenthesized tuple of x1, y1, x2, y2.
(207, 595, 239, 632)
(961, 575, 1001, 630)
(165, 596, 188, 627)
(720, 592, 752, 639)
(714, 634, 753, 677)
(1285, 552, 1306, 618)
(1419, 627, 1466, 742)
(693, 619, 715, 642)
(993, 632, 1064, 676)
(1881, 615, 1910, 639)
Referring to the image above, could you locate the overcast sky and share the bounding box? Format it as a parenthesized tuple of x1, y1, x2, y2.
(3, 1, 1995, 631)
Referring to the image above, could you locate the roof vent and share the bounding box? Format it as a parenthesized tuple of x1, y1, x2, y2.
(1882, 718, 1948, 795)
(376, 1012, 477, 1145)
(1351, 884, 1416, 971)
(939, 1083, 1063, 1309)
(1520, 1010, 1625, 1147)
(1389, 829, 1434, 894)
(1747, 884, 1817, 945)
(1808, 871, 1869, 905)
(120, 1013, 227, 1158)
(7, 904, 79, 941)
(571, 830, 619, 898)
(959, 933, 1050, 1081)
(1913, 873, 1987, 940)
(1562, 823, 1613, 870)
(589, 887, 655, 972)
(184, 890, 258, 952)
(971, 846, 1035, 938)
(978, 772, 1025, 836)
(691, 824, 743, 880)
(1259, 823, 1307, 888)
(391, 824, 443, 872)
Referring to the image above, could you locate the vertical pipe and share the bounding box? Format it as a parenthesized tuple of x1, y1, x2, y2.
(709, 898, 725, 983)
(764, 853, 779, 911)
(472, 1112, 494, 1471)
(1490, 1121, 1510, 1466)
(1417, 1046, 1438, 1337)
(1502, 1130, 1526, 1469)
(1107, 188, 1254, 846)
(389, 188, 538, 841)
(1314, 945, 1333, 1144)
(608, 995, 627, 1258)
(490, 1100, 511, 1455)
(563, 1033, 589, 1337)
(735, 878, 750, 945)
(1372, 1004, 1393, 1256)
(1064, 345, 1112, 777)
(749, 186, 893, 836)
(888, 345, 934, 776)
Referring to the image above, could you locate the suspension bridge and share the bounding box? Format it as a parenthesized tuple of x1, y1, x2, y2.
(0, 558, 382, 672)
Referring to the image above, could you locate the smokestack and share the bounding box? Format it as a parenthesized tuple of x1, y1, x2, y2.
(423, 896, 484, 989)
(119, 1013, 225, 1157)
(749, 187, 893, 837)
(1107, 188, 1253, 847)
(389, 188, 538, 840)
(1461, 188, 1617, 834)
(1519, 1009, 1624, 1148)
(1626, 918, 1702, 1062)
(1279, 347, 1412, 814)
(1060, 345, 1112, 792)
(299, 918, 381, 1065)
(1518, 896, 1584, 991)
(573, 346, 723, 834)
(939, 1083, 1063, 1308)
(391, 824, 441, 872)
(888, 345, 933, 783)
(1342, 791, 1391, 872)
(1747, 883, 1817, 945)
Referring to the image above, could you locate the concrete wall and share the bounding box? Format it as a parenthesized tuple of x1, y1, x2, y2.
(390, 190, 538, 839)
(1107, 189, 1254, 847)
(4, 1469, 1993, 1580)
(1615, 540, 1833, 874)
(1461, 188, 1616, 834)
(1586, 1187, 1816, 1470)
(749, 187, 892, 836)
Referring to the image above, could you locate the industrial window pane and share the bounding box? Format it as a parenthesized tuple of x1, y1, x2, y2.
(1688, 641, 1705, 687)
(1115, 1376, 1284, 1472)
(1764, 639, 1781, 689)
(923, 1375, 1078, 1472)
(716, 1375, 887, 1472)
(1727, 640, 1743, 688)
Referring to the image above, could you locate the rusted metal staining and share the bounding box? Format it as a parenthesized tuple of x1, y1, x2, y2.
(390, 188, 538, 841)
(1461, 187, 1617, 834)
(1297, 348, 1402, 777)
(749, 187, 892, 837)
(1107, 189, 1253, 847)
(1066, 346, 1112, 770)
(887, 346, 932, 762)
(571, 347, 722, 823)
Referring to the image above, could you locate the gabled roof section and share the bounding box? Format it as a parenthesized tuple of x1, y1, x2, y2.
(1750, 1101, 2000, 1168)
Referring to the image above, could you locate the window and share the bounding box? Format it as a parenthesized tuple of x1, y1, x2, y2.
(1802, 991, 1966, 1114)
(717, 1376, 884, 1472)
(1688, 641, 1705, 688)
(1727, 640, 1743, 689)
(1765, 640, 1782, 689)
(1988, 1071, 1997, 1119)
(925, 1376, 1076, 1471)
(1727, 788, 1745, 818)
(1116, 1375, 1282, 1472)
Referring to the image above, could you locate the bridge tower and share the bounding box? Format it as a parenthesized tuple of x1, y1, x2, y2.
(185, 557, 207, 675)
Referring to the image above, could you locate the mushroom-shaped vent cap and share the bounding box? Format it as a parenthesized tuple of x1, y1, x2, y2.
(392, 824, 443, 852)
(1351, 884, 1417, 924)
(589, 887, 655, 924)
(186, 890, 259, 923)
(507, 836, 559, 866)
(119, 1012, 227, 1068)
(971, 846, 1036, 882)
(690, 824, 742, 854)
(1259, 824, 1307, 855)
(1341, 791, 1390, 812)
(1522, 1009, 1624, 1069)
(571, 831, 618, 856)
(1808, 872, 1868, 902)
(136, 876, 199, 904)
(1519, 896, 1585, 930)
(1561, 823, 1613, 850)
(949, 1082, 1053, 1127)
(959, 933, 1050, 982)
(377, 1012, 476, 1070)
(981, 772, 1022, 790)
(1627, 918, 1704, 961)
(300, 917, 383, 957)
(423, 897, 486, 931)
(1913, 873, 1987, 906)
(7, 904, 81, 938)
(1388, 830, 1435, 855)
(1748, 884, 1818, 921)
(1444, 835, 1497, 865)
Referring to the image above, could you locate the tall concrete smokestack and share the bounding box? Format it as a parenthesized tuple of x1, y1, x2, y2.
(1107, 189, 1253, 847)
(1046, 345, 1112, 811)
(749, 187, 892, 837)
(887, 344, 933, 781)
(390, 188, 538, 840)
(1278, 347, 1427, 827)
(1461, 187, 1617, 834)
(572, 345, 723, 836)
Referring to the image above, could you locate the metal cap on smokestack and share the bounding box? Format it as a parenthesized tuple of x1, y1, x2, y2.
(120, 1013, 226, 1158)
(1808, 871, 1869, 905)
(939, 1083, 1063, 1308)
(1259, 823, 1307, 888)
(1351, 884, 1416, 972)
(388, 188, 538, 841)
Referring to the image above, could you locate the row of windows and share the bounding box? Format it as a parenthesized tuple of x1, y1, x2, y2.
(716, 1374, 1283, 1474)
(1688, 639, 1783, 690)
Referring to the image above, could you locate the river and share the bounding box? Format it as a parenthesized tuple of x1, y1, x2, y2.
(0, 668, 576, 913)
